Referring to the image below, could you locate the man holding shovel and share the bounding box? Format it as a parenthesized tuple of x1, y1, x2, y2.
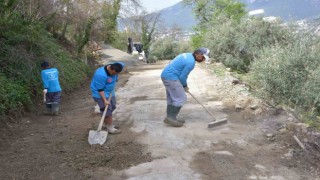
(161, 48, 210, 127)
(90, 62, 124, 134)
(41, 61, 62, 116)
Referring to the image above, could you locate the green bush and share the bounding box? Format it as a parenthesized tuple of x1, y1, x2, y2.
(0, 17, 90, 120)
(203, 16, 294, 72)
(110, 32, 128, 52)
(250, 35, 320, 114)
(149, 38, 192, 61)
(0, 74, 31, 115)
(191, 27, 206, 49)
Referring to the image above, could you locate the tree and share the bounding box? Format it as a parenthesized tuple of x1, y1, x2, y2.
(184, 0, 246, 27)
(183, 0, 247, 48)
(212, 0, 247, 23)
(102, 0, 121, 43)
(141, 13, 160, 62)
(102, 0, 142, 43)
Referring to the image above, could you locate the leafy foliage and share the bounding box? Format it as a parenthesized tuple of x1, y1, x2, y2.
(190, 26, 206, 49)
(0, 1, 90, 120)
(111, 32, 129, 52)
(102, 0, 121, 43)
(0, 73, 30, 115)
(188, 0, 320, 121)
(250, 35, 320, 114)
(149, 38, 192, 61)
(212, 0, 247, 23)
(75, 17, 97, 54)
(203, 16, 294, 72)
(190, 0, 250, 69)
(141, 13, 160, 61)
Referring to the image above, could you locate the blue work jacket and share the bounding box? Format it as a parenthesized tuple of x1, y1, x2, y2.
(161, 53, 195, 87)
(90, 62, 124, 98)
(41, 68, 62, 92)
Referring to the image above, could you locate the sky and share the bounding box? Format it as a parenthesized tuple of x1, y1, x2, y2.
(140, 0, 182, 12)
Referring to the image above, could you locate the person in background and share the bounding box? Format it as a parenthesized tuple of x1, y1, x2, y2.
(41, 61, 62, 116)
(161, 48, 210, 127)
(90, 62, 124, 134)
(127, 37, 133, 54)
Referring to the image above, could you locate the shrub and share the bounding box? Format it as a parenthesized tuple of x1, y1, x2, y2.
(250, 34, 320, 114)
(110, 32, 128, 52)
(0, 74, 31, 116)
(0, 19, 90, 120)
(149, 38, 192, 61)
(203, 16, 294, 72)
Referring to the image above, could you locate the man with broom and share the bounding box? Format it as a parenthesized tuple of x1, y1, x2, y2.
(161, 48, 210, 127)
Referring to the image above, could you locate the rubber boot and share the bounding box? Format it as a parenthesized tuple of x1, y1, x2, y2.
(164, 104, 173, 123)
(176, 107, 185, 124)
(44, 103, 53, 115)
(167, 105, 185, 123)
(51, 102, 60, 116)
(171, 106, 182, 121)
(164, 105, 183, 127)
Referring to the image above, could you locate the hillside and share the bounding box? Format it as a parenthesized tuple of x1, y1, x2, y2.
(156, 2, 197, 30)
(154, 0, 320, 30)
(243, 0, 320, 21)
(117, 2, 197, 32)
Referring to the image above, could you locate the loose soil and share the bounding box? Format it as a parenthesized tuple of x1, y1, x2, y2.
(0, 45, 319, 180)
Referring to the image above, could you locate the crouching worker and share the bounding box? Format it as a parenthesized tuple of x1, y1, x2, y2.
(41, 61, 62, 116)
(161, 48, 210, 127)
(90, 62, 124, 134)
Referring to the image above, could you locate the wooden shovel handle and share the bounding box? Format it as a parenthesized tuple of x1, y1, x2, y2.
(97, 90, 114, 131)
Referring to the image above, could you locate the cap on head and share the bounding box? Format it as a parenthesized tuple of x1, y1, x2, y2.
(41, 61, 49, 68)
(198, 48, 210, 60)
(117, 62, 125, 68)
(111, 62, 124, 73)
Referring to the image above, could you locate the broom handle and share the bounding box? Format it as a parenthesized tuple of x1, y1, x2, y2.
(188, 92, 216, 121)
(97, 90, 114, 131)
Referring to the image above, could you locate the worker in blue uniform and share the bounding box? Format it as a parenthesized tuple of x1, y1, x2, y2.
(161, 48, 210, 127)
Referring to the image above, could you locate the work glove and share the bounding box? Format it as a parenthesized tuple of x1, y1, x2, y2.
(43, 89, 47, 103)
(184, 86, 190, 93)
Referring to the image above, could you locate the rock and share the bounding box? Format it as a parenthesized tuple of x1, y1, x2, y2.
(254, 108, 263, 115)
(266, 133, 274, 138)
(235, 97, 249, 109)
(278, 128, 287, 133)
(249, 100, 260, 110)
(282, 149, 294, 159)
(232, 79, 241, 85)
(295, 123, 309, 133)
(214, 151, 234, 156)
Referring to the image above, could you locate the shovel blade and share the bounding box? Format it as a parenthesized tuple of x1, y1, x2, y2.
(88, 130, 108, 145)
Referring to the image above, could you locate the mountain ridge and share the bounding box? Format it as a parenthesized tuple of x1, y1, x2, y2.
(119, 0, 320, 31)
(157, 0, 320, 30)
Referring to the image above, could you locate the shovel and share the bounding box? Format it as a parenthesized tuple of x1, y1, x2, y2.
(88, 92, 113, 145)
(188, 92, 228, 128)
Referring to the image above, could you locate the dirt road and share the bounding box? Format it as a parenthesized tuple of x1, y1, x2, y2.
(0, 45, 319, 180)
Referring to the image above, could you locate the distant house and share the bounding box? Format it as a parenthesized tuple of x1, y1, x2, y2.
(263, 16, 281, 23)
(248, 9, 264, 16)
(154, 29, 194, 41)
(315, 27, 320, 35)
